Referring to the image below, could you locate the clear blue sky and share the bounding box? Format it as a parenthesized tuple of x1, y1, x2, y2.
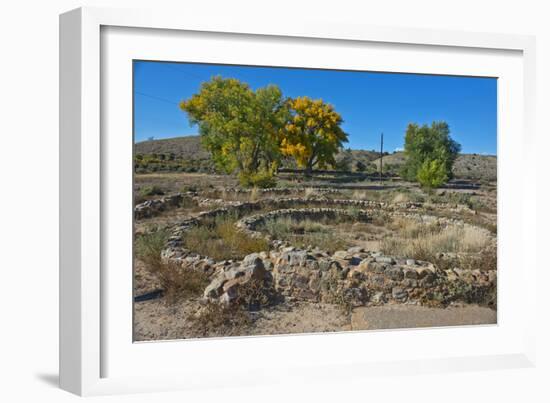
(133, 60, 497, 155)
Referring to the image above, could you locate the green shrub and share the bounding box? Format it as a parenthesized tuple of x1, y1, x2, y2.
(400, 121, 460, 184)
(139, 185, 164, 196)
(238, 169, 277, 189)
(416, 159, 448, 188)
(354, 160, 367, 172)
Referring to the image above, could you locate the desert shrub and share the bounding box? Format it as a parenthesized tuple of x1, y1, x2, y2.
(139, 185, 164, 197)
(183, 215, 268, 261)
(153, 261, 209, 304)
(443, 280, 496, 307)
(235, 279, 277, 311)
(460, 247, 497, 272)
(427, 191, 482, 210)
(135, 230, 168, 271)
(388, 218, 442, 239)
(136, 230, 209, 303)
(354, 160, 367, 172)
(188, 303, 252, 338)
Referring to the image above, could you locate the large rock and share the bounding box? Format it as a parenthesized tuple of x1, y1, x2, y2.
(204, 276, 226, 299)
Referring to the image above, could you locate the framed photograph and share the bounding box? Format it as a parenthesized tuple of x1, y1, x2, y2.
(60, 6, 537, 396)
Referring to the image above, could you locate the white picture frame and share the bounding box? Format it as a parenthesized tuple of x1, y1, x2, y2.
(59, 6, 537, 396)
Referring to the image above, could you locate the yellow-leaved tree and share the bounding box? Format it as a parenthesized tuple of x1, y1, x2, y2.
(180, 77, 288, 187)
(281, 97, 348, 173)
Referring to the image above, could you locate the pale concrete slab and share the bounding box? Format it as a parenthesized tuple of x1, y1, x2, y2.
(351, 304, 496, 330)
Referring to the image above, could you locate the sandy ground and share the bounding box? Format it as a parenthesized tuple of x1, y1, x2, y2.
(134, 298, 495, 341)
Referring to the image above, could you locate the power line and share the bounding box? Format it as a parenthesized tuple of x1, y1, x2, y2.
(134, 91, 179, 106)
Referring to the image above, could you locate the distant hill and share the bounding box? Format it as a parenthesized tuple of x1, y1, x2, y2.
(372, 151, 497, 181)
(135, 136, 496, 180)
(135, 136, 210, 160)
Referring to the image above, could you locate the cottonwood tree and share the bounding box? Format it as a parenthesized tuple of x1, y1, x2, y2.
(280, 96, 348, 174)
(400, 121, 461, 187)
(180, 76, 289, 187)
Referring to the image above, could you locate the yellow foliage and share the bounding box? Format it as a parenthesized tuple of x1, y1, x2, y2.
(280, 96, 348, 170)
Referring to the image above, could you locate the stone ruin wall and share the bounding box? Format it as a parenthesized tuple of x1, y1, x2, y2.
(150, 194, 496, 309)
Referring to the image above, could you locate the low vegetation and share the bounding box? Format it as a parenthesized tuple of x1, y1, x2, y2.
(401, 121, 461, 188)
(188, 303, 252, 338)
(381, 218, 490, 259)
(135, 230, 209, 303)
(183, 214, 269, 261)
(260, 217, 348, 252)
(135, 230, 168, 270)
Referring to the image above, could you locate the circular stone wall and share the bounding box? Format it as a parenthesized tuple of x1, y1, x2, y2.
(158, 197, 496, 309)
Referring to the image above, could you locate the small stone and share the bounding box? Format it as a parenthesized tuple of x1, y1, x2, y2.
(386, 267, 404, 281)
(406, 259, 416, 266)
(242, 253, 263, 268)
(333, 250, 349, 259)
(282, 250, 308, 266)
(392, 287, 408, 301)
(371, 291, 386, 304)
(241, 263, 266, 281)
(376, 256, 395, 264)
(347, 246, 364, 254)
(403, 269, 418, 279)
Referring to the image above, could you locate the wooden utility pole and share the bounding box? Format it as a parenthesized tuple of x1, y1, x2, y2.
(379, 132, 384, 182)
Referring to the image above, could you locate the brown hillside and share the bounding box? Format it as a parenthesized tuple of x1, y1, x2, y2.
(135, 136, 210, 160)
(135, 136, 496, 180)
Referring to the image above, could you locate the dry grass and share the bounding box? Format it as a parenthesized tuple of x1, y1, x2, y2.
(135, 230, 168, 270)
(154, 261, 210, 303)
(260, 217, 348, 252)
(304, 187, 323, 198)
(183, 215, 269, 261)
(381, 219, 490, 260)
(135, 230, 209, 303)
(188, 303, 252, 338)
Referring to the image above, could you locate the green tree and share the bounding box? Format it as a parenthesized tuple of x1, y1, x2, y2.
(416, 158, 448, 188)
(400, 121, 461, 186)
(280, 96, 348, 173)
(180, 77, 289, 186)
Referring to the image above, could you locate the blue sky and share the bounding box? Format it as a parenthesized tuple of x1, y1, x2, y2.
(133, 61, 497, 155)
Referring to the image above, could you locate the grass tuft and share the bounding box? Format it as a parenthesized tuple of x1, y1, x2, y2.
(183, 214, 269, 261)
(189, 303, 252, 337)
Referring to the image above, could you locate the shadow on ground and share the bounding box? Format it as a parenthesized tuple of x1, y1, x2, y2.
(35, 373, 59, 388)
